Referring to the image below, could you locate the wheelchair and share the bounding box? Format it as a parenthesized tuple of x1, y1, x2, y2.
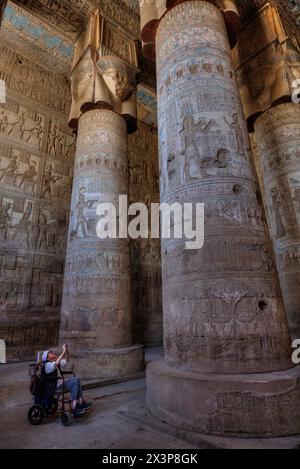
(27, 362, 82, 427)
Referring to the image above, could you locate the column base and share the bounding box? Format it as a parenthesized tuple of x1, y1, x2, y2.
(68, 344, 144, 381)
(146, 360, 300, 437)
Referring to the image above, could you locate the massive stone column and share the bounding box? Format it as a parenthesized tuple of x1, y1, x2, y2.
(255, 104, 300, 339)
(140, 0, 300, 436)
(59, 11, 144, 380)
(233, 4, 300, 339)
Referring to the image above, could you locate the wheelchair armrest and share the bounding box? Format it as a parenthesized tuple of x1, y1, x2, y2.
(61, 371, 76, 376)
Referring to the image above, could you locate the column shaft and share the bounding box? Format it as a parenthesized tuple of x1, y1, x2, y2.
(60, 109, 143, 379)
(156, 0, 290, 374)
(146, 0, 300, 437)
(255, 103, 300, 339)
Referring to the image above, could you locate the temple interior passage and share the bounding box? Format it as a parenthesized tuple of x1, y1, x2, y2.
(0, 0, 300, 448)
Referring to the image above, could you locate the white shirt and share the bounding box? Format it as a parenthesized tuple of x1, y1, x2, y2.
(44, 359, 67, 387)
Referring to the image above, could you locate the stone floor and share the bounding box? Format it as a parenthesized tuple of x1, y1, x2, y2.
(1, 347, 300, 449)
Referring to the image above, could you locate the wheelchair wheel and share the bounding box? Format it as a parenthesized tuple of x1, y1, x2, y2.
(61, 412, 73, 427)
(28, 405, 45, 425)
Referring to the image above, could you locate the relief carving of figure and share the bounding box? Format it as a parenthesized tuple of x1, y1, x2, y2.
(57, 220, 68, 250)
(224, 113, 249, 157)
(43, 164, 62, 199)
(0, 151, 19, 183)
(0, 110, 8, 133)
(270, 187, 286, 238)
(37, 211, 48, 250)
(293, 188, 300, 212)
(64, 135, 76, 158)
(0, 281, 15, 311)
(11, 202, 33, 248)
(214, 148, 230, 169)
(0, 201, 12, 238)
(7, 111, 27, 139)
(74, 188, 97, 238)
(16, 158, 38, 192)
(62, 175, 73, 201)
(47, 121, 62, 157)
(25, 115, 43, 149)
(97, 308, 126, 330)
(180, 116, 215, 181)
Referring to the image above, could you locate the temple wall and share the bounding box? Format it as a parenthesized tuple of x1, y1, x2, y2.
(0, 41, 162, 359)
(0, 41, 75, 359)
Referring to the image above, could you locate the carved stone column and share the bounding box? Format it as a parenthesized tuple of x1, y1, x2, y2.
(255, 104, 300, 339)
(60, 12, 144, 380)
(234, 3, 300, 338)
(140, 0, 300, 436)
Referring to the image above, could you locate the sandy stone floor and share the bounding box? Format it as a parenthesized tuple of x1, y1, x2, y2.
(1, 347, 300, 449)
(0, 347, 197, 449)
(0, 378, 199, 449)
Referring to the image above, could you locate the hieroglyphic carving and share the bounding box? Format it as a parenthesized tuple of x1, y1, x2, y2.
(139, 0, 240, 59)
(11, 0, 90, 39)
(128, 120, 163, 346)
(0, 249, 60, 358)
(1, 2, 74, 75)
(0, 42, 71, 114)
(0, 105, 45, 150)
(99, 0, 140, 39)
(255, 103, 300, 339)
(61, 109, 132, 350)
(154, 0, 290, 373)
(144, 1, 299, 437)
(60, 107, 144, 378)
(9, 0, 141, 41)
(140, 0, 296, 403)
(0, 43, 74, 359)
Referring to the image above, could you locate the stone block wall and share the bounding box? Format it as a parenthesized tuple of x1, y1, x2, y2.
(0, 41, 163, 359)
(0, 41, 75, 359)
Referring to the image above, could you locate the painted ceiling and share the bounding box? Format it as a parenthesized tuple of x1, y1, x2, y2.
(0, 0, 299, 126)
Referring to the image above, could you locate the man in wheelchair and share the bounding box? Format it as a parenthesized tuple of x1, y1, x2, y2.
(42, 344, 92, 417)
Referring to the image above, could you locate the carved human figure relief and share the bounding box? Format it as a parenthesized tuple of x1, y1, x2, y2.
(16, 157, 38, 193)
(179, 116, 216, 181)
(7, 110, 27, 139)
(288, 173, 300, 228)
(25, 114, 44, 149)
(73, 188, 97, 238)
(43, 163, 63, 199)
(47, 121, 61, 157)
(0, 110, 8, 133)
(0, 199, 12, 239)
(0, 149, 19, 183)
(223, 112, 249, 158)
(10, 201, 33, 248)
(269, 186, 286, 239)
